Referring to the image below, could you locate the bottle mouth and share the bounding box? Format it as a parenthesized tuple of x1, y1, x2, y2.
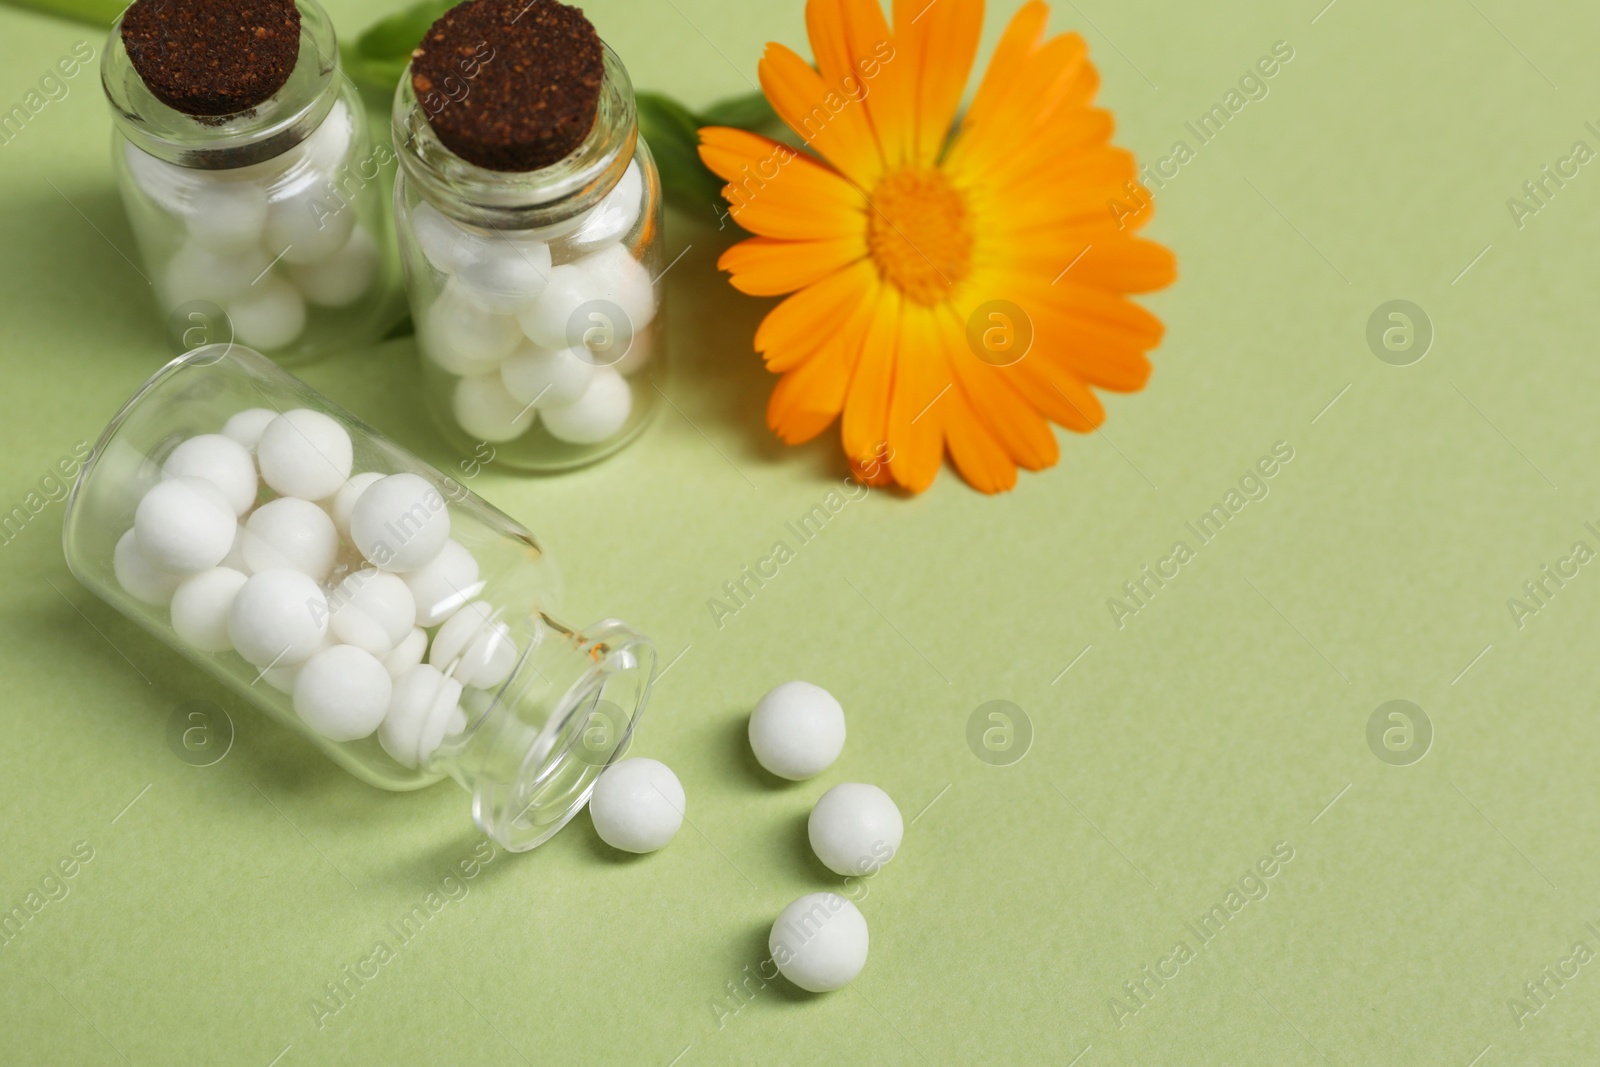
(392, 45, 637, 233)
(448, 615, 656, 852)
(102, 0, 339, 168)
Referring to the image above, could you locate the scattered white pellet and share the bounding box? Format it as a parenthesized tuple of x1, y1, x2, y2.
(748, 681, 846, 780)
(808, 783, 903, 876)
(588, 758, 684, 853)
(769, 893, 869, 992)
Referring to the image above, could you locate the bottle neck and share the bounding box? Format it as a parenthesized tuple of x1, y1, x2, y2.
(393, 45, 638, 234)
(101, 0, 340, 169)
(433, 614, 655, 852)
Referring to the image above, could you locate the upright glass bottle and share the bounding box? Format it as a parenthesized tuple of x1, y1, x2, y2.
(101, 0, 401, 364)
(393, 45, 665, 471)
(63, 344, 655, 850)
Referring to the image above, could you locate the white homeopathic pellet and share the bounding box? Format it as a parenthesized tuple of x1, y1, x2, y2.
(134, 476, 237, 575)
(540, 368, 632, 444)
(424, 279, 523, 375)
(243, 496, 339, 580)
(330, 568, 417, 655)
(403, 538, 481, 626)
(162, 433, 257, 515)
(256, 409, 353, 500)
(808, 783, 904, 876)
(114, 528, 183, 606)
(380, 663, 463, 768)
(227, 276, 308, 353)
(294, 644, 391, 742)
(330, 471, 383, 538)
(227, 568, 329, 667)
(350, 473, 450, 572)
(453, 373, 535, 443)
(182, 180, 267, 254)
(429, 600, 516, 688)
(588, 758, 684, 853)
(748, 681, 846, 780)
(382, 626, 428, 677)
(516, 263, 590, 350)
(456, 235, 552, 314)
(500, 343, 593, 408)
(221, 407, 279, 451)
(578, 243, 657, 337)
(565, 161, 643, 254)
(289, 227, 380, 309)
(170, 566, 249, 653)
(769, 893, 869, 992)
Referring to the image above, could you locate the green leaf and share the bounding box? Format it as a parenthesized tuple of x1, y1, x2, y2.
(345, 0, 453, 97)
(636, 91, 724, 209)
(0, 0, 124, 28)
(696, 90, 776, 131)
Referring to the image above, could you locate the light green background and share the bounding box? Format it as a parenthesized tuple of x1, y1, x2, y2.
(2, 0, 1597, 1063)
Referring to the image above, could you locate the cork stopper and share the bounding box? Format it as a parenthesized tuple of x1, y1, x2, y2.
(121, 0, 302, 117)
(412, 0, 605, 173)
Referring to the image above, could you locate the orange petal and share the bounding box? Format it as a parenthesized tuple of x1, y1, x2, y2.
(936, 307, 1058, 471)
(698, 128, 866, 241)
(768, 342, 853, 444)
(1009, 357, 1105, 433)
(754, 260, 881, 371)
(719, 236, 867, 296)
(958, 1, 1049, 137)
(841, 287, 903, 470)
(885, 304, 951, 492)
(802, 0, 917, 170)
(758, 43, 884, 187)
(892, 0, 983, 167)
(943, 387, 1017, 493)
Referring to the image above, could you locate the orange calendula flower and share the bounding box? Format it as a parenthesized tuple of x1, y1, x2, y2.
(699, 0, 1176, 493)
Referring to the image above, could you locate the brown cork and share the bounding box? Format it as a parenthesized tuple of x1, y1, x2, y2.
(121, 0, 302, 117)
(412, 0, 604, 173)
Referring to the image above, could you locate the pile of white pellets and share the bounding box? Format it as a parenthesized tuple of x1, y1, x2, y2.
(588, 680, 900, 993)
(410, 159, 656, 447)
(124, 100, 379, 351)
(114, 406, 513, 767)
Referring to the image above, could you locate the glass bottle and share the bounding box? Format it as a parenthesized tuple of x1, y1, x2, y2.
(63, 344, 655, 851)
(392, 44, 665, 471)
(101, 0, 402, 365)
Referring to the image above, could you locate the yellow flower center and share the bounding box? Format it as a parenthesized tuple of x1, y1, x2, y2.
(865, 168, 973, 306)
